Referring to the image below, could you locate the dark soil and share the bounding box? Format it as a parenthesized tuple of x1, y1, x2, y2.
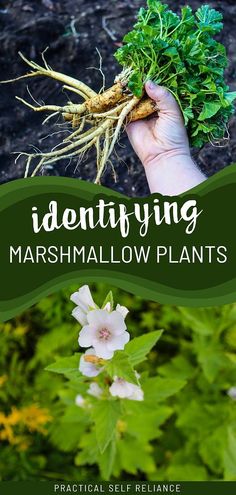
(0, 0, 235, 196)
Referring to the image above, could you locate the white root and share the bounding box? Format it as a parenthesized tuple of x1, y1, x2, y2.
(18, 52, 97, 98)
(63, 84, 91, 100)
(15, 96, 87, 116)
(106, 96, 139, 161)
(3, 51, 144, 182)
(92, 100, 128, 118)
(95, 127, 112, 184)
(31, 136, 99, 176)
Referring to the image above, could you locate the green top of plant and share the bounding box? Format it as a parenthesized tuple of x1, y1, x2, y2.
(115, 0, 236, 148)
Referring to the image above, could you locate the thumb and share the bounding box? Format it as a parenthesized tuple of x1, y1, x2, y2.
(145, 80, 182, 117)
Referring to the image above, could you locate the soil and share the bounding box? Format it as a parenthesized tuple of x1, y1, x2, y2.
(0, 0, 235, 197)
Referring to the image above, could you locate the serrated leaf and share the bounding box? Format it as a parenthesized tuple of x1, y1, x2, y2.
(196, 5, 223, 34)
(114, 0, 230, 150)
(99, 438, 116, 480)
(199, 101, 221, 121)
(167, 463, 208, 481)
(125, 330, 163, 366)
(128, 71, 143, 98)
(197, 343, 231, 383)
(125, 404, 173, 442)
(143, 377, 186, 402)
(105, 351, 138, 384)
(225, 92, 236, 105)
(45, 353, 81, 375)
(92, 400, 121, 453)
(117, 437, 156, 475)
(50, 421, 85, 452)
(159, 355, 195, 381)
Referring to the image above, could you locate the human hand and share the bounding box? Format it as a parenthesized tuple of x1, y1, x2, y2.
(126, 81, 206, 195)
(127, 80, 190, 167)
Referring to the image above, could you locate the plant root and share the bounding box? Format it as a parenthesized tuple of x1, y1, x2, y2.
(2, 53, 159, 181)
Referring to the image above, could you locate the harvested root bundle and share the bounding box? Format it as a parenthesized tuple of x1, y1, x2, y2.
(2, 0, 236, 182)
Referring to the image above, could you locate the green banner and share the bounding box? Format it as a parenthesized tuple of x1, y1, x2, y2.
(0, 164, 236, 321)
(0, 481, 236, 495)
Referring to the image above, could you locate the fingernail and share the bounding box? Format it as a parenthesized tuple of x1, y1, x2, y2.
(146, 80, 157, 90)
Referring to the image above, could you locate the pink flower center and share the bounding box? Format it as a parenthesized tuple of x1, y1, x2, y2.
(98, 327, 111, 341)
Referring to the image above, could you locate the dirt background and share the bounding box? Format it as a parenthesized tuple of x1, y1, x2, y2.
(0, 0, 235, 196)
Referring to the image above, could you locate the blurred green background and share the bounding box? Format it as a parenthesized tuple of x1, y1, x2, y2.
(0, 284, 236, 481)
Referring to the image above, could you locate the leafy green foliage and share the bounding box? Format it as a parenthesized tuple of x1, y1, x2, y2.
(92, 400, 121, 454)
(105, 352, 138, 384)
(0, 284, 236, 482)
(115, 1, 235, 147)
(125, 329, 163, 365)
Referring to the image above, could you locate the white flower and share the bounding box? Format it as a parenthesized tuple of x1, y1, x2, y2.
(88, 382, 103, 398)
(71, 285, 96, 326)
(79, 348, 103, 377)
(75, 394, 86, 407)
(78, 309, 130, 359)
(102, 302, 128, 319)
(116, 304, 129, 319)
(109, 377, 144, 401)
(228, 387, 236, 400)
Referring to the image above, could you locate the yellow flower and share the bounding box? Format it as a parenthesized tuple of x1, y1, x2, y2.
(20, 404, 52, 434)
(0, 404, 52, 449)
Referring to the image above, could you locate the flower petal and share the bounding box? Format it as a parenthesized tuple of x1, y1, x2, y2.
(93, 341, 114, 359)
(79, 349, 102, 377)
(107, 311, 127, 335)
(109, 379, 133, 398)
(88, 383, 103, 398)
(116, 304, 129, 319)
(87, 309, 110, 327)
(71, 285, 96, 311)
(72, 306, 87, 326)
(107, 331, 130, 351)
(78, 325, 94, 348)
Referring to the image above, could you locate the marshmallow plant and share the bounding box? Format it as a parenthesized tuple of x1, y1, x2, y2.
(46, 285, 186, 479)
(71, 285, 144, 399)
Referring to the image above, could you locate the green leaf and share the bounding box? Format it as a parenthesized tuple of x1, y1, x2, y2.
(125, 330, 163, 366)
(128, 71, 143, 98)
(196, 5, 223, 34)
(224, 428, 236, 480)
(102, 290, 114, 311)
(50, 421, 85, 452)
(143, 376, 186, 402)
(167, 463, 208, 481)
(125, 404, 173, 442)
(199, 426, 226, 474)
(183, 107, 194, 125)
(159, 355, 195, 381)
(105, 351, 138, 384)
(114, 0, 230, 149)
(99, 438, 116, 480)
(147, 0, 167, 15)
(92, 400, 121, 453)
(199, 101, 221, 121)
(196, 342, 232, 383)
(179, 307, 217, 336)
(117, 437, 156, 475)
(225, 92, 236, 105)
(45, 353, 81, 375)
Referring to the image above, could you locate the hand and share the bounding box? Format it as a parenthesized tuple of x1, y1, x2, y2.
(126, 81, 206, 195)
(127, 81, 190, 167)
